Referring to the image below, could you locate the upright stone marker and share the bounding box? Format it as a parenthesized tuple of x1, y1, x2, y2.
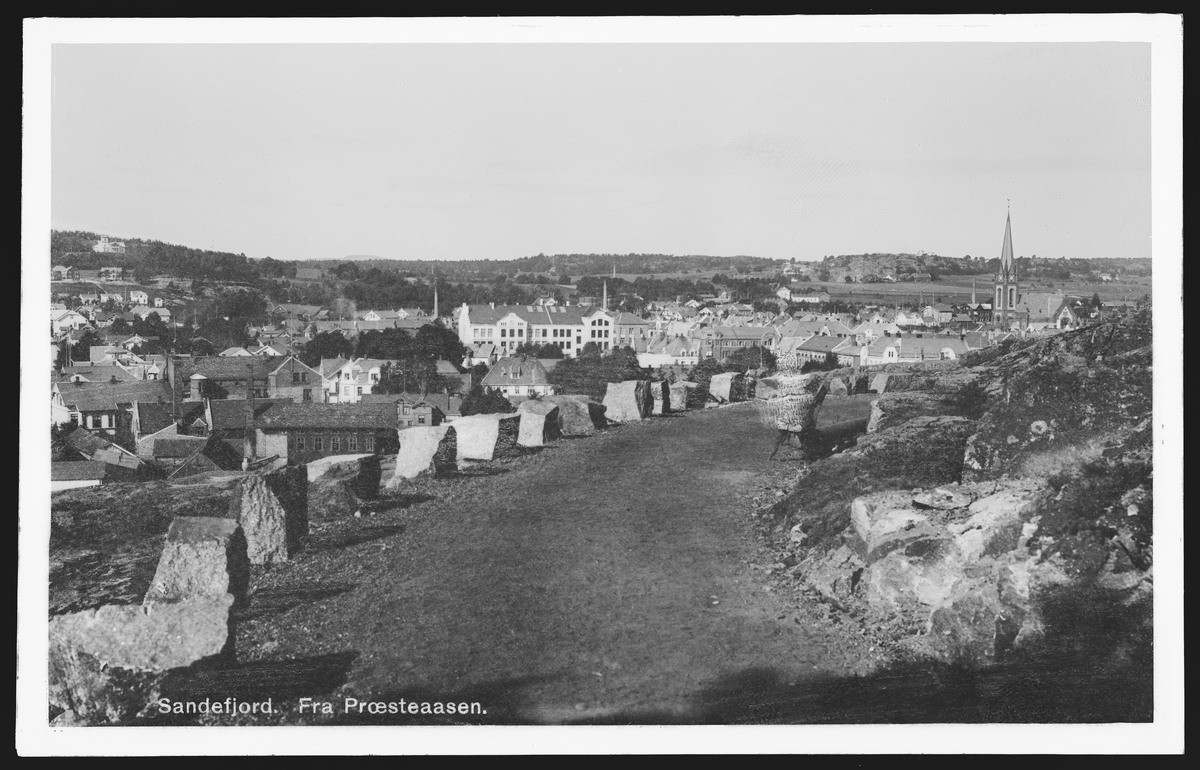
(602, 380, 651, 423)
(228, 466, 308, 566)
(143, 517, 249, 605)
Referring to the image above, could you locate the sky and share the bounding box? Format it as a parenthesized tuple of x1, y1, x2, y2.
(47, 30, 1154, 264)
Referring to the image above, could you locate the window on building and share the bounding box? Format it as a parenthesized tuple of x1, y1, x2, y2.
(417, 415, 426, 425)
(343, 386, 351, 397)
(331, 436, 340, 452)
(348, 434, 357, 451)
(292, 372, 300, 384)
(401, 404, 411, 415)
(357, 387, 363, 395)
(296, 434, 306, 451)
(364, 435, 375, 451)
(314, 436, 323, 451)
(303, 389, 312, 403)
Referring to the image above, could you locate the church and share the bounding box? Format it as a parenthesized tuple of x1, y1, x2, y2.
(993, 209, 1020, 324)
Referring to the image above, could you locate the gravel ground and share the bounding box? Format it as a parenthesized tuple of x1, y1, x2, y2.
(149, 403, 883, 725)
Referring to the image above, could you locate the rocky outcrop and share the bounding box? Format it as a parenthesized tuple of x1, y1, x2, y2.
(227, 466, 308, 566)
(49, 594, 235, 725)
(388, 426, 457, 486)
(602, 380, 652, 423)
(866, 393, 961, 433)
(142, 517, 249, 605)
(517, 404, 562, 447)
(962, 319, 1151, 482)
(453, 413, 522, 466)
(544, 395, 607, 435)
(775, 314, 1155, 671)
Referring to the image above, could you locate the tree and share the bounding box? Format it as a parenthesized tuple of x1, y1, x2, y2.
(725, 345, 776, 373)
(300, 331, 353, 368)
(110, 316, 131, 334)
(1092, 292, 1103, 311)
(686, 357, 726, 407)
(460, 384, 516, 416)
(190, 337, 216, 357)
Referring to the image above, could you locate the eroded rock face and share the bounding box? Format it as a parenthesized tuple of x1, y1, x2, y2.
(388, 425, 457, 486)
(228, 467, 308, 566)
(49, 594, 234, 724)
(602, 380, 652, 422)
(142, 517, 249, 605)
(544, 395, 607, 435)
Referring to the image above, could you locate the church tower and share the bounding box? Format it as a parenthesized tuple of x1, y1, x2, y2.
(994, 208, 1019, 324)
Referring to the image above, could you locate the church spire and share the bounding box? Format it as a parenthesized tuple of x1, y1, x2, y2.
(999, 209, 1015, 275)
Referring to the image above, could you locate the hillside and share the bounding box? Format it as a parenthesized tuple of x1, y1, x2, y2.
(808, 252, 1152, 285)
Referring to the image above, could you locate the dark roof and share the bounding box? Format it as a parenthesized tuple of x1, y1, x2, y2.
(57, 379, 172, 413)
(154, 436, 210, 458)
(136, 402, 174, 435)
(256, 402, 399, 430)
(184, 356, 273, 380)
(62, 427, 113, 458)
(481, 356, 551, 388)
(51, 461, 108, 482)
(409, 391, 463, 416)
(208, 398, 290, 430)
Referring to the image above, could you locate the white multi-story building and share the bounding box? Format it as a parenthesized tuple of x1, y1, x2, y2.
(457, 303, 618, 358)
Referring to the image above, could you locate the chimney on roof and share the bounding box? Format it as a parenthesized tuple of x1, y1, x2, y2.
(489, 302, 495, 310)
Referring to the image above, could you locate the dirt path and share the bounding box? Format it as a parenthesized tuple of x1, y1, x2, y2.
(198, 405, 862, 725)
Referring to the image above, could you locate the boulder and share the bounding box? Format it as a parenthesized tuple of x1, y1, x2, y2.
(304, 453, 373, 483)
(308, 454, 381, 503)
(227, 466, 308, 566)
(649, 380, 671, 415)
(848, 491, 940, 564)
(827, 376, 849, 396)
(864, 538, 962, 613)
(517, 404, 562, 447)
(308, 476, 364, 521)
(866, 393, 959, 434)
(924, 577, 1015, 666)
(911, 484, 978, 511)
(708, 372, 744, 404)
(142, 517, 249, 605)
(49, 595, 234, 725)
(948, 482, 1045, 562)
(668, 382, 690, 411)
(544, 395, 607, 435)
(602, 380, 652, 423)
(453, 413, 522, 465)
(518, 397, 564, 430)
(868, 373, 891, 394)
(388, 425, 457, 485)
(805, 544, 866, 603)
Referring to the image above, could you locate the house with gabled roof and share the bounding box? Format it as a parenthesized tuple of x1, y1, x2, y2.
(52, 265, 79, 281)
(267, 356, 321, 403)
(360, 393, 445, 429)
(255, 402, 400, 465)
(51, 461, 109, 492)
(480, 355, 554, 400)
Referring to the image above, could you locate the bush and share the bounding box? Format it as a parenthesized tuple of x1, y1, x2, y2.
(460, 385, 516, 416)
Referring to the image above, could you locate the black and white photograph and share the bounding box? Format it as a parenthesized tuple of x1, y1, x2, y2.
(20, 16, 1182, 755)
